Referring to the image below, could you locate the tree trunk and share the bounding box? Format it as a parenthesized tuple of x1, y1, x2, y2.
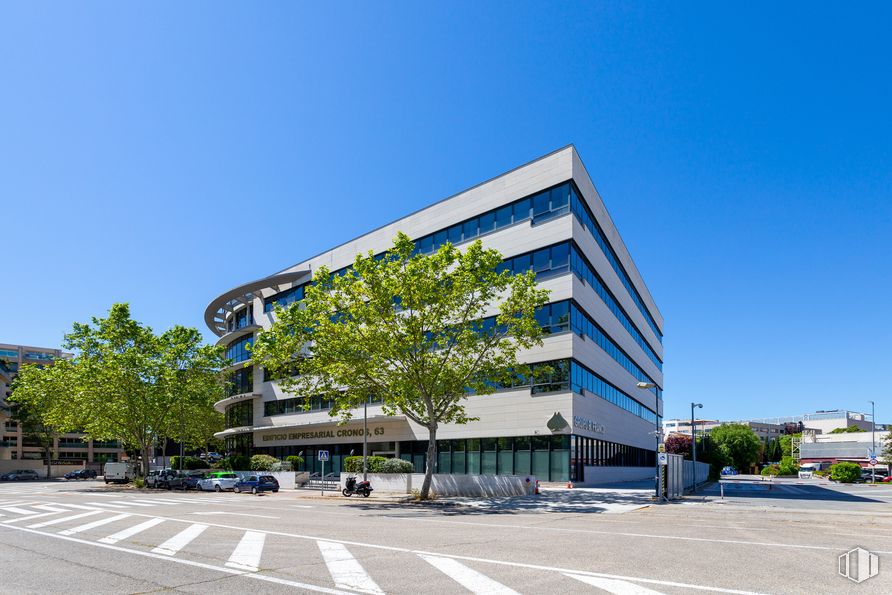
(420, 425, 437, 500)
(44, 445, 52, 480)
(142, 444, 152, 477)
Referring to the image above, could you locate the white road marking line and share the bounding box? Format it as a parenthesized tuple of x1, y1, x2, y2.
(1, 506, 38, 515)
(4, 523, 350, 595)
(85, 502, 129, 509)
(420, 554, 519, 595)
(566, 573, 666, 594)
(133, 500, 176, 505)
(3, 511, 68, 524)
(32, 505, 69, 512)
(59, 513, 131, 536)
(225, 531, 266, 572)
(99, 517, 166, 544)
(151, 523, 208, 556)
(54, 504, 103, 511)
(290, 505, 314, 509)
(318, 540, 384, 595)
(111, 500, 155, 507)
(27, 510, 103, 528)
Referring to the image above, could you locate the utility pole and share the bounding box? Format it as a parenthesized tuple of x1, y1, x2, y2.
(363, 400, 369, 481)
(870, 400, 876, 483)
(691, 402, 703, 491)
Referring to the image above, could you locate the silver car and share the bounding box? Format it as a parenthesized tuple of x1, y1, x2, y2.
(197, 472, 239, 492)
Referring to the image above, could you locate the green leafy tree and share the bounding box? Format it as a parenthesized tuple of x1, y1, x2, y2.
(253, 234, 549, 499)
(710, 423, 762, 473)
(9, 304, 226, 476)
(8, 366, 64, 479)
(828, 425, 867, 434)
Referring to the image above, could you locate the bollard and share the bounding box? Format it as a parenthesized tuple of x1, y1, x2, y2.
(720, 482, 724, 500)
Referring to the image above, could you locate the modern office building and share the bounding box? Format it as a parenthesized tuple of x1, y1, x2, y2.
(750, 410, 874, 435)
(0, 342, 125, 465)
(662, 418, 790, 441)
(205, 146, 664, 483)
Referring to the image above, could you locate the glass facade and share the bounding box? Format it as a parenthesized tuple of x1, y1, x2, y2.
(227, 306, 255, 332)
(225, 400, 253, 429)
(225, 335, 253, 363)
(228, 366, 254, 397)
(225, 432, 253, 457)
(264, 284, 304, 313)
(569, 183, 662, 342)
(570, 435, 655, 482)
(571, 361, 657, 423)
(23, 351, 55, 361)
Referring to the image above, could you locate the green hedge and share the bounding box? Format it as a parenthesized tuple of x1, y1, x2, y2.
(250, 454, 279, 471)
(830, 462, 861, 483)
(760, 465, 779, 476)
(286, 456, 304, 470)
(343, 456, 414, 473)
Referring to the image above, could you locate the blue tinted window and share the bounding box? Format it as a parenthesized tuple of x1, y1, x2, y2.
(532, 191, 550, 216)
(418, 235, 433, 254)
(551, 243, 569, 269)
(496, 205, 512, 228)
(462, 219, 478, 240)
(447, 224, 462, 244)
(433, 229, 447, 248)
(513, 253, 531, 273)
(479, 212, 495, 234)
(533, 249, 549, 272)
(513, 198, 531, 221)
(550, 185, 569, 209)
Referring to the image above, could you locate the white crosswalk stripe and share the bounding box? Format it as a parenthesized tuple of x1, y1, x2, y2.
(565, 573, 666, 594)
(419, 554, 520, 595)
(1, 506, 37, 515)
(318, 540, 384, 595)
(59, 513, 132, 536)
(85, 502, 129, 509)
(3, 510, 67, 524)
(110, 500, 156, 507)
(28, 510, 104, 528)
(54, 503, 104, 511)
(32, 505, 69, 512)
(226, 531, 266, 572)
(99, 517, 166, 544)
(151, 523, 208, 556)
(133, 499, 176, 506)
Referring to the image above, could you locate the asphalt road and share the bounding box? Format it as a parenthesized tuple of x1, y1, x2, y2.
(0, 478, 890, 594)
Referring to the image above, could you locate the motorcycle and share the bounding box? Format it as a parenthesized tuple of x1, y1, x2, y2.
(342, 476, 373, 498)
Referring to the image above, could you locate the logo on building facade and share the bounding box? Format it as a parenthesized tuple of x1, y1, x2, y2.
(572, 415, 605, 434)
(839, 547, 879, 583)
(547, 412, 569, 432)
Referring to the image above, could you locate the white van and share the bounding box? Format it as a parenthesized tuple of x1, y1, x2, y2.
(798, 462, 829, 478)
(103, 462, 136, 484)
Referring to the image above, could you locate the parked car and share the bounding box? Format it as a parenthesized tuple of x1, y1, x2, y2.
(720, 466, 738, 476)
(7, 470, 39, 481)
(144, 469, 162, 488)
(197, 472, 239, 492)
(153, 469, 181, 490)
(164, 471, 189, 490)
(64, 469, 97, 480)
(234, 475, 279, 494)
(199, 452, 223, 463)
(0, 472, 16, 481)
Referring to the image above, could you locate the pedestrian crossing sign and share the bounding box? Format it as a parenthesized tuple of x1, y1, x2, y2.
(318, 450, 330, 462)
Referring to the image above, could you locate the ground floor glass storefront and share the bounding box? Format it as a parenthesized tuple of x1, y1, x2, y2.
(253, 434, 656, 483)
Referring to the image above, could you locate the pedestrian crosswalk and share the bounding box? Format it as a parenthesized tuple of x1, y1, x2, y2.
(0, 502, 676, 594)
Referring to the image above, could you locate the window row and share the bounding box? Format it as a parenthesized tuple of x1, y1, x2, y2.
(570, 244, 662, 369)
(570, 361, 657, 424)
(569, 183, 662, 341)
(227, 306, 255, 332)
(227, 366, 254, 397)
(225, 335, 253, 363)
(264, 284, 305, 313)
(0, 349, 18, 359)
(571, 435, 655, 482)
(225, 401, 254, 429)
(568, 302, 661, 395)
(264, 394, 383, 417)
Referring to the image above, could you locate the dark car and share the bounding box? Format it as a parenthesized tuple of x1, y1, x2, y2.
(0, 472, 15, 481)
(181, 471, 206, 491)
(234, 475, 279, 494)
(63, 469, 95, 480)
(8, 470, 40, 481)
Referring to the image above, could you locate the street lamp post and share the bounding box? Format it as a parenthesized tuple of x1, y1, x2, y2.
(869, 400, 876, 483)
(691, 402, 703, 491)
(363, 399, 369, 482)
(637, 382, 661, 500)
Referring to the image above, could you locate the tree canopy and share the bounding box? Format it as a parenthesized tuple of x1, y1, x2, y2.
(710, 423, 762, 472)
(252, 233, 549, 498)
(9, 304, 226, 475)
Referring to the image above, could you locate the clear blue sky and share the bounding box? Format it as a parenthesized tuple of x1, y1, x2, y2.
(2, 4, 890, 422)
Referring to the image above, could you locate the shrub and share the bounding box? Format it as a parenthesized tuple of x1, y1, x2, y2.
(270, 461, 291, 472)
(378, 458, 414, 473)
(286, 456, 304, 471)
(760, 465, 779, 476)
(229, 455, 251, 471)
(830, 462, 862, 483)
(343, 456, 388, 473)
(171, 456, 206, 471)
(250, 454, 279, 471)
(777, 457, 799, 476)
(214, 458, 232, 470)
(132, 477, 146, 489)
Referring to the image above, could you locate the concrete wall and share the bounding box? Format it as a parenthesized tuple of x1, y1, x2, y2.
(339, 473, 537, 497)
(0, 459, 82, 478)
(582, 465, 653, 485)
